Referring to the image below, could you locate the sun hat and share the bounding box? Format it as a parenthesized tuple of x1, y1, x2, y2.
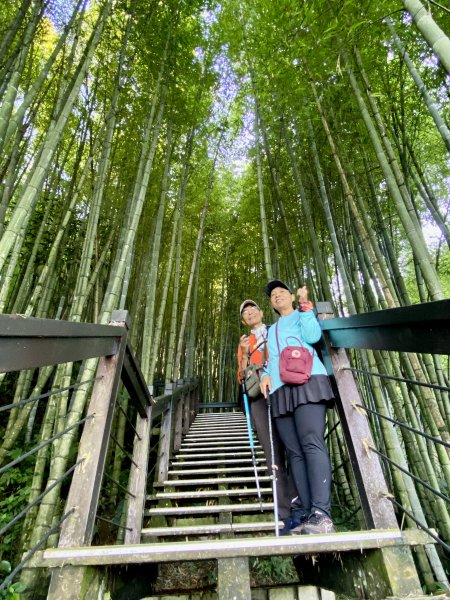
(239, 299, 261, 316)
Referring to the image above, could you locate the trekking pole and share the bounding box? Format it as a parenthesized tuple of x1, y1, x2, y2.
(266, 395, 280, 536)
(242, 381, 263, 511)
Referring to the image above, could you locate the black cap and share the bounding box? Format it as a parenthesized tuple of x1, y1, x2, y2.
(264, 279, 292, 296)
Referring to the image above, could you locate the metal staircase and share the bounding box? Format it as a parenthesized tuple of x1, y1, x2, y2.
(142, 411, 279, 542)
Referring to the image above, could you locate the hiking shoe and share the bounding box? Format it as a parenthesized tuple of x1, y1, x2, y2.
(279, 517, 302, 536)
(288, 514, 309, 535)
(301, 511, 335, 535)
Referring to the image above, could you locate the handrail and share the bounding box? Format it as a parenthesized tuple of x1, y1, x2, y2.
(0, 314, 122, 372)
(151, 380, 198, 419)
(317, 300, 450, 355)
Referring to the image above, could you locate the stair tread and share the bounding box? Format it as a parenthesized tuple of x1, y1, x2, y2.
(168, 466, 267, 475)
(145, 502, 274, 515)
(141, 522, 280, 536)
(33, 529, 432, 567)
(176, 450, 264, 456)
(179, 442, 253, 447)
(154, 476, 272, 487)
(149, 488, 273, 500)
(179, 444, 262, 453)
(171, 459, 263, 466)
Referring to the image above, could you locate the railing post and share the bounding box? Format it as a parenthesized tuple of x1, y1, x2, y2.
(316, 302, 397, 529)
(124, 403, 153, 544)
(47, 311, 129, 598)
(189, 378, 198, 424)
(173, 380, 184, 453)
(182, 385, 191, 436)
(156, 383, 174, 483)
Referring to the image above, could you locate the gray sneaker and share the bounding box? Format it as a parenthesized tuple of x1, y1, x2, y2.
(301, 511, 335, 535)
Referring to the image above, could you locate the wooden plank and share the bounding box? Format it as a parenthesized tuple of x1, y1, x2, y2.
(31, 529, 434, 567)
(318, 309, 398, 530)
(0, 313, 122, 338)
(0, 337, 119, 373)
(124, 405, 153, 545)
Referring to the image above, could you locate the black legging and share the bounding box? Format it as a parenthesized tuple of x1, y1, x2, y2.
(274, 402, 332, 517)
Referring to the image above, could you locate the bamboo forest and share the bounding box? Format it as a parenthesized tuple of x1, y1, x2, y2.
(1, 0, 450, 598)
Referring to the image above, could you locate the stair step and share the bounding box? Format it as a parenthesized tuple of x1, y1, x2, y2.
(145, 503, 274, 516)
(154, 476, 272, 487)
(149, 488, 273, 500)
(141, 521, 281, 537)
(171, 458, 263, 466)
(187, 427, 249, 433)
(33, 529, 432, 567)
(180, 441, 261, 448)
(184, 435, 251, 441)
(168, 466, 267, 476)
(178, 445, 262, 452)
(174, 451, 264, 459)
(195, 411, 245, 423)
(189, 424, 247, 429)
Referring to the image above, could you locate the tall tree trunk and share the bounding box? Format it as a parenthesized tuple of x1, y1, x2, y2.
(141, 121, 174, 381)
(254, 106, 273, 280)
(0, 0, 112, 277)
(344, 52, 444, 301)
(401, 0, 450, 73)
(386, 17, 450, 153)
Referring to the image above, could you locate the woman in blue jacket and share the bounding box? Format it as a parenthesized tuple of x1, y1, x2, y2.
(260, 280, 335, 535)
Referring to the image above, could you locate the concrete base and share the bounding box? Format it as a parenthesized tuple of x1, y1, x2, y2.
(294, 547, 422, 599)
(142, 587, 335, 599)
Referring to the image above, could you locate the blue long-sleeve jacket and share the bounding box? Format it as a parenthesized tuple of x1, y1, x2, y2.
(264, 309, 327, 394)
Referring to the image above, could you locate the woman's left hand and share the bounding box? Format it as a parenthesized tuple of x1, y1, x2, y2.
(297, 286, 308, 302)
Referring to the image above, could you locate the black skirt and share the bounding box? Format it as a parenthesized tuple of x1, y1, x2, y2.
(270, 375, 335, 418)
